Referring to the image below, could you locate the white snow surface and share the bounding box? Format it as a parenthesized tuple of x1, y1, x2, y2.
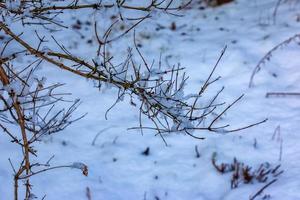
(1, 0, 300, 199)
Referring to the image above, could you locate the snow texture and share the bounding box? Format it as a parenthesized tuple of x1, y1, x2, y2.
(1, 0, 300, 199)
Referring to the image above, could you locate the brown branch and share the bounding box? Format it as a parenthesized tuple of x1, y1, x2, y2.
(266, 92, 300, 98)
(249, 179, 277, 200)
(0, 64, 31, 199)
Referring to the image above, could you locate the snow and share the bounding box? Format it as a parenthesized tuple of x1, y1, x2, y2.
(5, 1, 20, 11)
(1, 0, 300, 199)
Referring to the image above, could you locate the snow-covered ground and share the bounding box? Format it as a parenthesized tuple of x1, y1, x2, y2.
(1, 0, 300, 199)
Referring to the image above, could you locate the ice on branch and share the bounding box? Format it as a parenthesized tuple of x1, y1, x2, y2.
(71, 162, 89, 176)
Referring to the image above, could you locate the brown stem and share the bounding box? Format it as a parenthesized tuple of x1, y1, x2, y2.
(0, 64, 31, 199)
(14, 175, 18, 200)
(14, 101, 31, 198)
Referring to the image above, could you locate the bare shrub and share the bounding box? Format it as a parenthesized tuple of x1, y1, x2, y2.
(0, 0, 265, 199)
(249, 33, 300, 88)
(212, 152, 283, 195)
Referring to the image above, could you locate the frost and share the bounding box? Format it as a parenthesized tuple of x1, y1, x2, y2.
(10, 81, 23, 95)
(71, 162, 85, 169)
(41, 46, 51, 53)
(71, 162, 88, 176)
(23, 8, 31, 16)
(5, 1, 21, 11)
(5, 97, 13, 108)
(40, 77, 47, 85)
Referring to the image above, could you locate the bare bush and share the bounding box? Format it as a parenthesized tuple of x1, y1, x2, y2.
(0, 60, 86, 199)
(249, 33, 300, 88)
(212, 152, 283, 199)
(0, 0, 265, 199)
